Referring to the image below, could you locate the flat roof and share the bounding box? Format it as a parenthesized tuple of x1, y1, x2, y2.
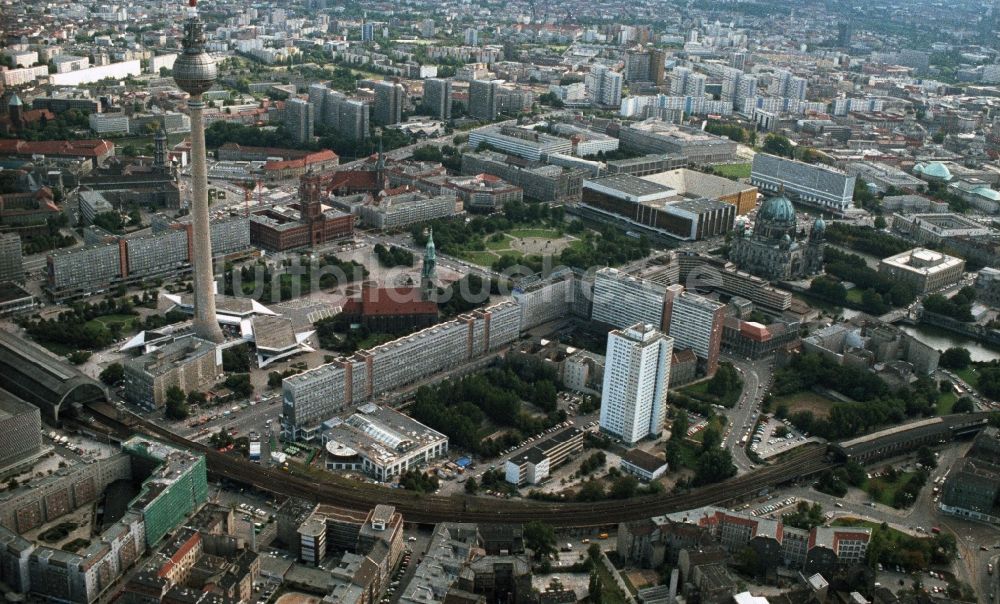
(585, 174, 674, 198)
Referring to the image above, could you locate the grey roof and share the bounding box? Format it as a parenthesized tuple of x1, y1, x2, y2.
(0, 330, 106, 417)
(587, 174, 673, 196)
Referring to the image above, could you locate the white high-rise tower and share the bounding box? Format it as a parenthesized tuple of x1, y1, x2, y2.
(599, 323, 673, 445)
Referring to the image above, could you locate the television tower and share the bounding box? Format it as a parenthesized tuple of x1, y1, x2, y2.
(173, 0, 224, 343)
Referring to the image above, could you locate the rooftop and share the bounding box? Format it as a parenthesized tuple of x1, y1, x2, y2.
(880, 247, 964, 274)
(642, 168, 754, 199)
(323, 404, 447, 466)
(125, 335, 217, 378)
(621, 448, 668, 472)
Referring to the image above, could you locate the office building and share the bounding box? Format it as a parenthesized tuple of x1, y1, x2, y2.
(592, 267, 669, 330)
(445, 173, 522, 211)
(46, 216, 251, 301)
(0, 387, 43, 478)
(619, 120, 738, 165)
(878, 248, 965, 294)
(285, 98, 315, 145)
(357, 191, 460, 230)
(468, 124, 572, 162)
(423, 78, 453, 121)
(374, 81, 405, 126)
(976, 267, 1000, 307)
(586, 64, 623, 107)
(662, 285, 725, 376)
(750, 153, 855, 212)
(123, 437, 209, 546)
(464, 28, 479, 46)
(461, 151, 585, 202)
(940, 427, 1000, 524)
(599, 323, 673, 445)
(0, 233, 23, 283)
(123, 336, 222, 409)
(361, 22, 375, 41)
(581, 174, 735, 241)
(620, 449, 669, 482)
(282, 301, 520, 439)
(469, 79, 499, 121)
(505, 427, 584, 486)
(641, 168, 757, 215)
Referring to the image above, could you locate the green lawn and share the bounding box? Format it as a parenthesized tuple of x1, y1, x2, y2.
(93, 313, 139, 327)
(865, 471, 918, 507)
(459, 250, 500, 267)
(485, 236, 513, 251)
(712, 163, 752, 179)
(956, 367, 979, 389)
(507, 228, 562, 239)
(690, 415, 727, 444)
(672, 439, 701, 469)
(936, 392, 957, 415)
(775, 391, 837, 419)
(846, 288, 864, 304)
(497, 250, 524, 261)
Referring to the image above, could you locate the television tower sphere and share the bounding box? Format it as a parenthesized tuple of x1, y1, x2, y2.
(172, 1, 217, 96)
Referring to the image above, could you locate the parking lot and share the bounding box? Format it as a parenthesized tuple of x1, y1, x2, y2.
(749, 415, 815, 459)
(746, 496, 798, 519)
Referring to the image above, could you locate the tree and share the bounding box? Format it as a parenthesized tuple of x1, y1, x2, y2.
(609, 474, 639, 499)
(917, 446, 937, 469)
(576, 479, 606, 502)
(940, 347, 972, 370)
(693, 449, 736, 486)
(164, 386, 189, 420)
(701, 425, 722, 452)
(952, 397, 975, 413)
(845, 460, 866, 487)
(670, 413, 689, 441)
(589, 571, 604, 604)
(67, 350, 92, 365)
(187, 391, 207, 407)
(873, 215, 887, 229)
(762, 133, 794, 158)
(464, 477, 478, 494)
(523, 521, 557, 560)
(99, 362, 125, 385)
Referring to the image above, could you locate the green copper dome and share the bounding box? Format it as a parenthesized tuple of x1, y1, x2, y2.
(916, 162, 952, 181)
(758, 193, 796, 224)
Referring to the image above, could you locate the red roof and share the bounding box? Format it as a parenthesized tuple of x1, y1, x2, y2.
(343, 287, 438, 318)
(0, 138, 113, 158)
(739, 321, 771, 342)
(264, 149, 338, 171)
(327, 170, 378, 193)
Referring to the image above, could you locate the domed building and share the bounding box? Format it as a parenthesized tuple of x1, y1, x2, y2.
(729, 193, 825, 281)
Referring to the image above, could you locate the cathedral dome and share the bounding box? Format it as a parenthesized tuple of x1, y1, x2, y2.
(758, 193, 796, 224)
(812, 215, 826, 233)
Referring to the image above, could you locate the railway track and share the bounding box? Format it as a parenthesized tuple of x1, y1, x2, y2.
(85, 402, 837, 527)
